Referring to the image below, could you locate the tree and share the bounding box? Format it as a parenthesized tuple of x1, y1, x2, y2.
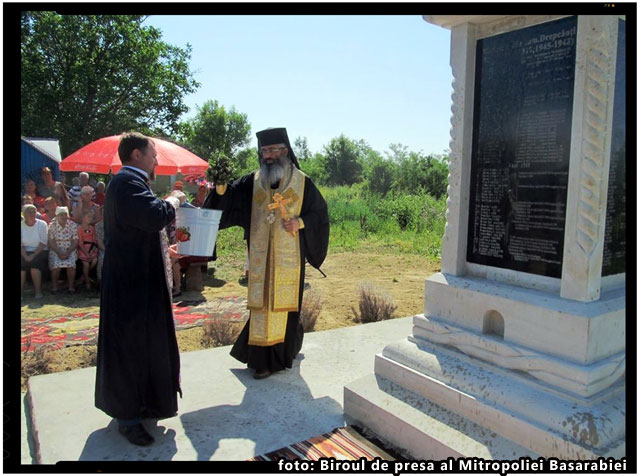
(355, 139, 374, 159)
(385, 143, 410, 163)
(323, 135, 364, 186)
(21, 13, 200, 156)
(299, 152, 328, 185)
(395, 151, 449, 199)
(234, 147, 260, 179)
(178, 99, 251, 167)
(422, 155, 449, 199)
(365, 153, 397, 197)
(293, 136, 312, 161)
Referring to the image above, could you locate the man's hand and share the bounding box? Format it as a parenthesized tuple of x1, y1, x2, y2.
(24, 254, 33, 263)
(168, 243, 185, 259)
(282, 217, 301, 235)
(169, 190, 187, 204)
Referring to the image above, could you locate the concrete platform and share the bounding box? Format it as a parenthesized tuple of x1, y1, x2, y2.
(22, 316, 413, 463)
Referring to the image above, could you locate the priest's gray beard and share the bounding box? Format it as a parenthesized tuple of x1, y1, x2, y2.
(259, 156, 290, 189)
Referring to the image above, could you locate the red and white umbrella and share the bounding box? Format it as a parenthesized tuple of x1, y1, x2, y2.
(60, 135, 209, 176)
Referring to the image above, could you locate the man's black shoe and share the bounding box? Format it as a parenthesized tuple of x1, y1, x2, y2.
(118, 423, 155, 446)
(254, 369, 272, 379)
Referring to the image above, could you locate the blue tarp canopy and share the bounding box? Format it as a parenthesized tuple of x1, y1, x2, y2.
(21, 137, 61, 191)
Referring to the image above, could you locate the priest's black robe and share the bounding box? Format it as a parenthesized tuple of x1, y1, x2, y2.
(95, 167, 181, 420)
(203, 172, 330, 372)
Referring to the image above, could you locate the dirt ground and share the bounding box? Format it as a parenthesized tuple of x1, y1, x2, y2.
(305, 252, 439, 331)
(173, 251, 439, 351)
(21, 250, 440, 387)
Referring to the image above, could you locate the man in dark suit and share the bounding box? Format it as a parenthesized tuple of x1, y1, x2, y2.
(95, 132, 186, 446)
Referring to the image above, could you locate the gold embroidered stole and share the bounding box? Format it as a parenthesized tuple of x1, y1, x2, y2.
(247, 168, 305, 346)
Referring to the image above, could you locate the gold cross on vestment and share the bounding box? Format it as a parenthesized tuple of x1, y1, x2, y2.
(268, 192, 296, 236)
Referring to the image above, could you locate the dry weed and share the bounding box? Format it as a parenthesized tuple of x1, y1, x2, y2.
(351, 283, 397, 323)
(21, 340, 54, 379)
(300, 290, 323, 332)
(201, 317, 242, 347)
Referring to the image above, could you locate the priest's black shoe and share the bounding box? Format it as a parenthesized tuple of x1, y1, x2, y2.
(254, 369, 272, 379)
(118, 423, 155, 446)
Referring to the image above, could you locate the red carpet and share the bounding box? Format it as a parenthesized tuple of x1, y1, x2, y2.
(21, 296, 248, 352)
(249, 426, 395, 461)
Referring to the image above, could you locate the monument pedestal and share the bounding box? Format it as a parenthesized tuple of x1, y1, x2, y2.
(346, 372, 538, 460)
(345, 273, 626, 459)
(345, 13, 625, 460)
(345, 351, 625, 460)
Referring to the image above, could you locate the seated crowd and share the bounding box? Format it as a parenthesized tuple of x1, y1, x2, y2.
(21, 168, 212, 300)
(21, 169, 105, 299)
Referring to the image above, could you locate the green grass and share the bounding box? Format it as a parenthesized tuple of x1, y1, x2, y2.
(322, 185, 445, 260)
(213, 185, 446, 261)
(213, 226, 248, 282)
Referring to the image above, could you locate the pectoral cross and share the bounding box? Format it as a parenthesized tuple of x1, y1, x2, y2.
(268, 192, 296, 236)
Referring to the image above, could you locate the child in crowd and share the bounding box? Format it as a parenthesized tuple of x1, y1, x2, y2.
(77, 211, 99, 291)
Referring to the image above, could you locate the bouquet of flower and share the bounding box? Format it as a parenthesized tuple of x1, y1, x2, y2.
(184, 174, 213, 189)
(206, 152, 234, 185)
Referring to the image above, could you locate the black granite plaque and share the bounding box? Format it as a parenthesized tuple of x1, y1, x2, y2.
(467, 16, 577, 278)
(602, 19, 626, 276)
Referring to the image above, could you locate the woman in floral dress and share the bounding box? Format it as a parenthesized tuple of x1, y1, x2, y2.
(48, 206, 78, 293)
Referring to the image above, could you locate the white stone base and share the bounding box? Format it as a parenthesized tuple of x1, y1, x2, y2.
(345, 373, 538, 460)
(344, 273, 625, 460)
(424, 273, 625, 369)
(412, 314, 625, 399)
(344, 337, 625, 460)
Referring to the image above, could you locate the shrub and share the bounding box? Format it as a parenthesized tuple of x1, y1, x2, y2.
(351, 283, 397, 323)
(201, 317, 242, 347)
(300, 290, 322, 332)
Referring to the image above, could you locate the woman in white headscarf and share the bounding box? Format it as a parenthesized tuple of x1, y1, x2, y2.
(48, 206, 78, 293)
(21, 204, 49, 299)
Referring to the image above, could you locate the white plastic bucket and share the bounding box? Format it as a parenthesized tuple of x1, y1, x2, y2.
(175, 207, 223, 256)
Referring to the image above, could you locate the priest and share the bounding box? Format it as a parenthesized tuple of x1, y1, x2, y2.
(95, 132, 186, 446)
(204, 127, 330, 379)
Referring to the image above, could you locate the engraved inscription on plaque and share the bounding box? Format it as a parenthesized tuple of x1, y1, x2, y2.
(467, 16, 577, 278)
(602, 19, 626, 276)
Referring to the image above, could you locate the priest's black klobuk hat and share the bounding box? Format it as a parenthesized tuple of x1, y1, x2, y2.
(256, 127, 300, 169)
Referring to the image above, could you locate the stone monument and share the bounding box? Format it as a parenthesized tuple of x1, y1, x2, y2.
(344, 14, 625, 459)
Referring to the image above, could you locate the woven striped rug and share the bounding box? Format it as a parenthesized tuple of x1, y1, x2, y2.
(20, 296, 248, 352)
(249, 426, 395, 461)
